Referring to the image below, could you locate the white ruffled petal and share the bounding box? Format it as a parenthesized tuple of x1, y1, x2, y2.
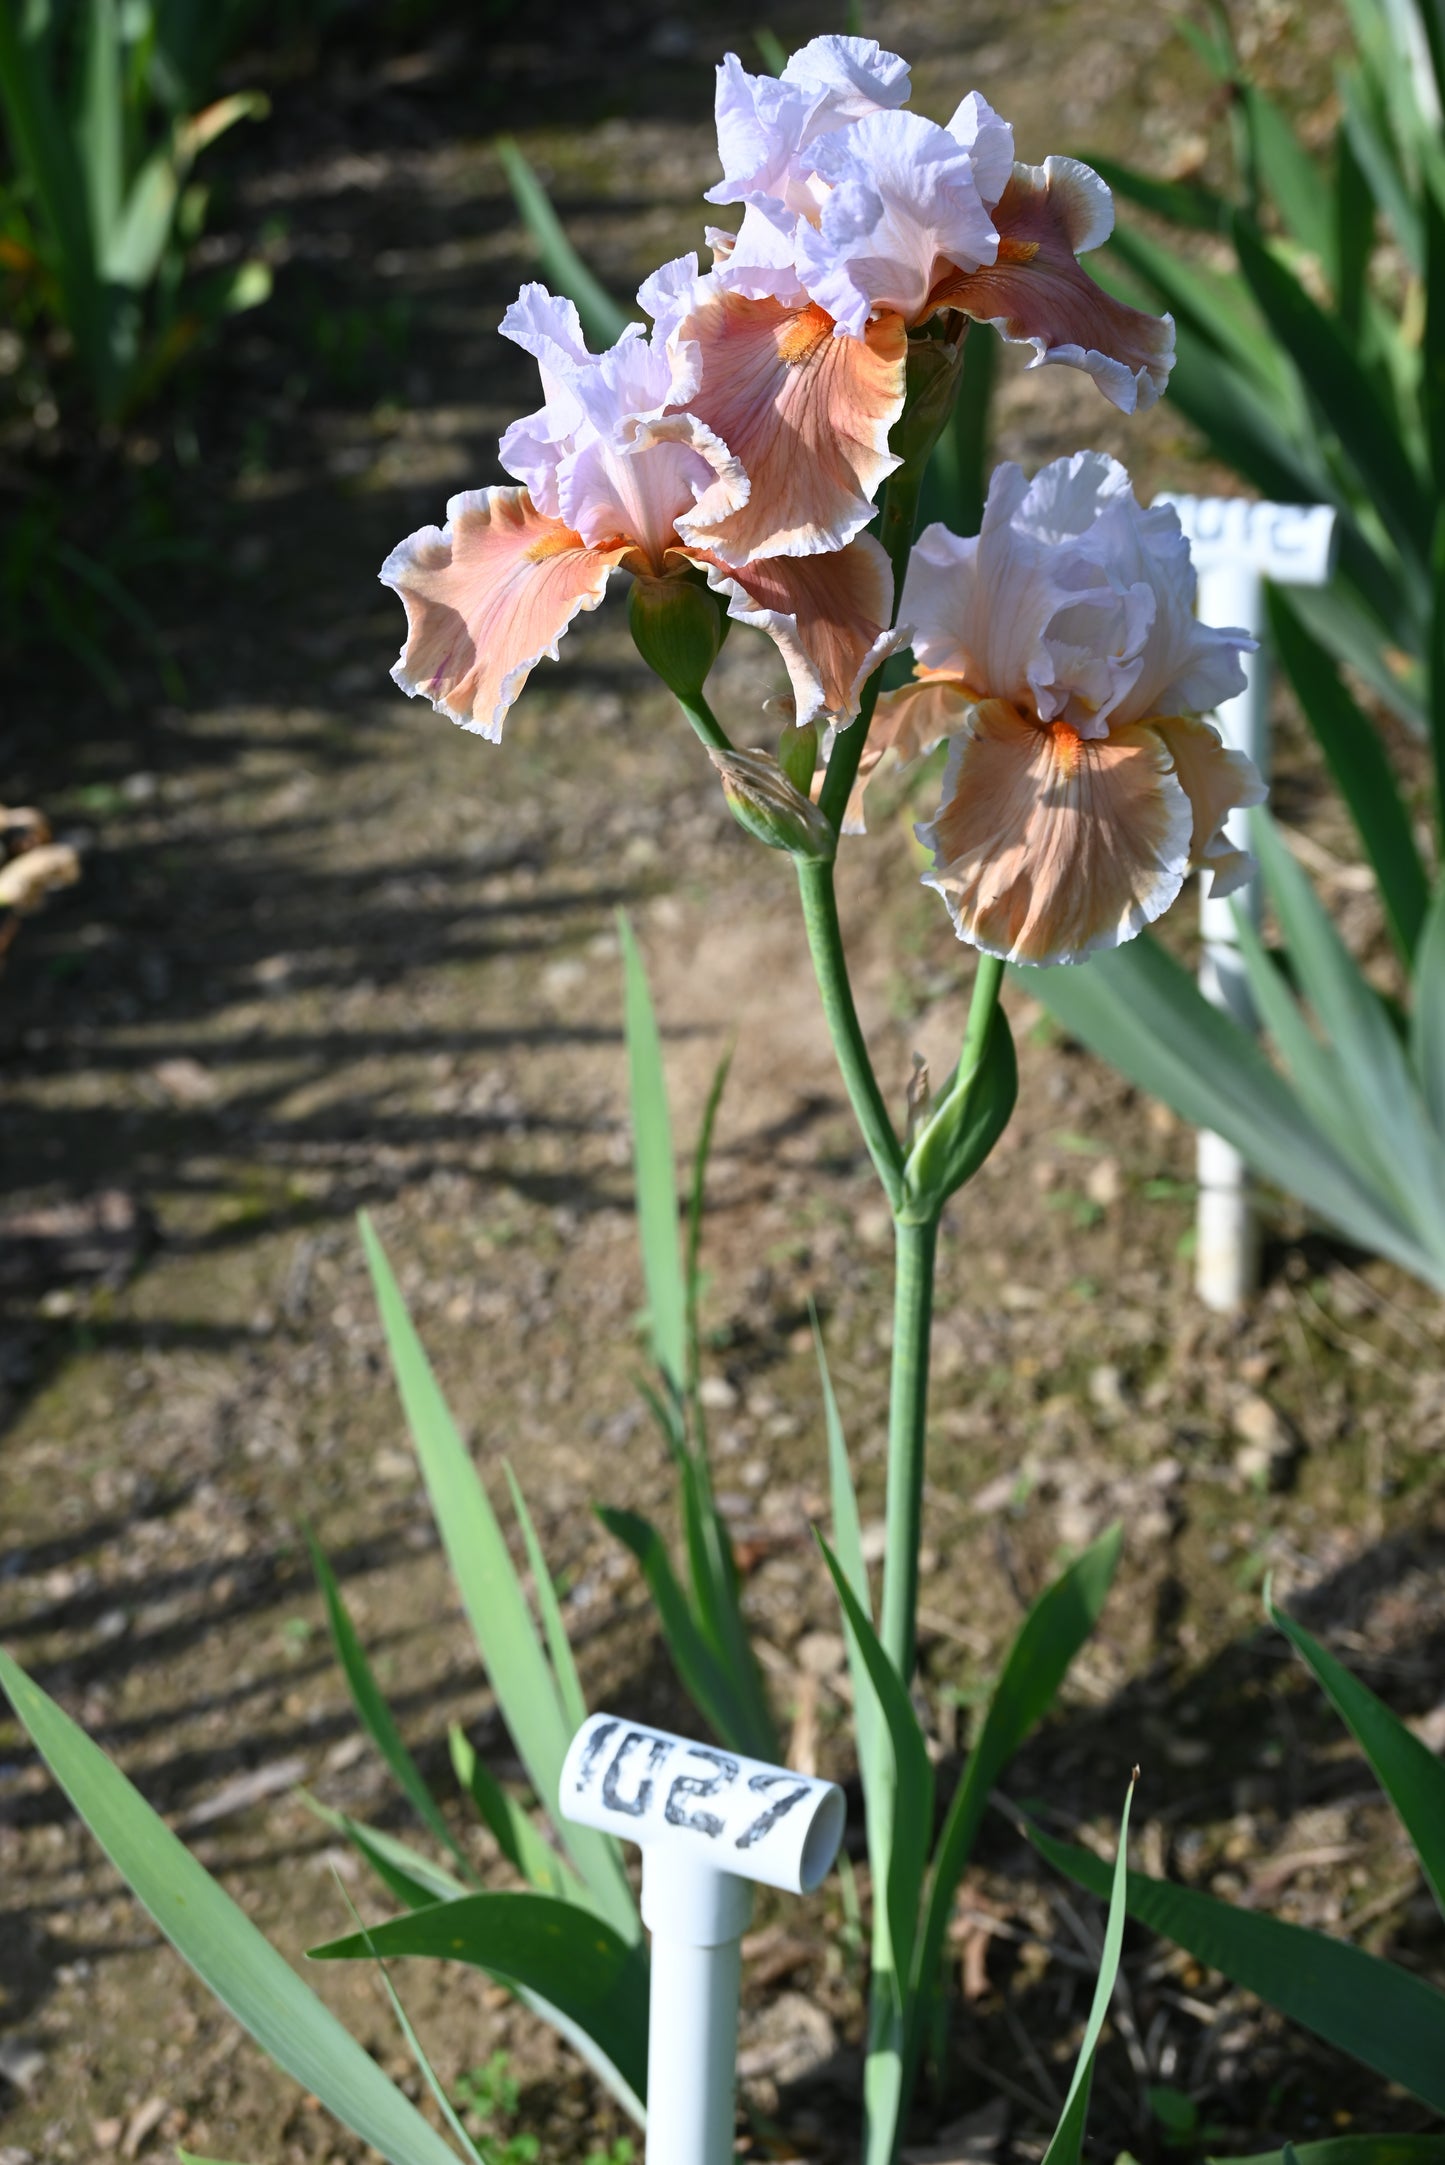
(779, 33, 911, 115)
(796, 108, 998, 332)
(944, 89, 1015, 207)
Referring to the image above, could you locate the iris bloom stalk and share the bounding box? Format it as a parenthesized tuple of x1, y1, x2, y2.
(380, 34, 1259, 2163)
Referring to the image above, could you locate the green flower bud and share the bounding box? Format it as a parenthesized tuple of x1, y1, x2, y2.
(709, 747, 836, 863)
(777, 719, 819, 797)
(899, 1003, 1017, 1221)
(629, 571, 727, 700)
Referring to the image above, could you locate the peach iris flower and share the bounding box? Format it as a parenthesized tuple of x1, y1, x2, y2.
(663, 36, 1175, 566)
(872, 453, 1263, 968)
(382, 264, 901, 740)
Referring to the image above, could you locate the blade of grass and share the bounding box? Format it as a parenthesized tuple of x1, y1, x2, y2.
(907, 1526, 1122, 2090)
(311, 1890, 650, 2119)
(816, 1532, 933, 2002)
(331, 1877, 485, 2164)
(308, 1530, 471, 1877)
(1252, 811, 1445, 1249)
(359, 1214, 637, 1939)
(1039, 1775, 1137, 2165)
(448, 1725, 587, 1905)
(0, 1650, 465, 2165)
(1410, 886, 1445, 1129)
(1028, 1822, 1445, 2111)
(813, 1304, 877, 1781)
(685, 1042, 732, 1386)
(503, 1464, 587, 1738)
(1268, 1590, 1445, 1922)
(1232, 213, 1431, 569)
(495, 138, 631, 348)
(1025, 938, 1439, 1283)
(302, 1797, 468, 1909)
(1267, 586, 1428, 961)
(596, 1503, 757, 1749)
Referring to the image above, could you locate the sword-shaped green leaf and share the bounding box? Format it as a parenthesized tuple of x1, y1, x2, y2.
(0, 1650, 465, 2165)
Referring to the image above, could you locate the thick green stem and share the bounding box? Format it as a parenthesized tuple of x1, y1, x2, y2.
(674, 689, 732, 753)
(796, 858, 905, 1209)
(878, 1213, 938, 1683)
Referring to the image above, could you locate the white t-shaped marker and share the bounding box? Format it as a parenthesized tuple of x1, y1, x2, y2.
(1154, 495, 1337, 1311)
(561, 1712, 845, 2165)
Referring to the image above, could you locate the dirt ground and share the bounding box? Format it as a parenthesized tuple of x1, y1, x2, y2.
(2, 1, 1444, 2160)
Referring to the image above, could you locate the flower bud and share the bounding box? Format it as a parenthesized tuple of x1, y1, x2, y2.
(709, 747, 836, 862)
(777, 719, 819, 797)
(900, 1003, 1016, 1220)
(629, 570, 728, 700)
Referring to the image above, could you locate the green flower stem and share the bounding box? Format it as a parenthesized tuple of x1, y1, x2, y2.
(673, 689, 732, 753)
(795, 857, 905, 1211)
(879, 1211, 938, 1683)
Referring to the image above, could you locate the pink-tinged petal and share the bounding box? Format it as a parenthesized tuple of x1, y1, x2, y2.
(637, 254, 702, 346)
(687, 530, 904, 727)
(561, 410, 749, 569)
(944, 90, 1015, 208)
(708, 41, 910, 217)
(900, 502, 1079, 717)
(917, 698, 1193, 964)
(779, 35, 911, 115)
(497, 284, 601, 514)
(381, 488, 627, 740)
(798, 109, 999, 336)
(672, 287, 906, 561)
(707, 56, 831, 216)
(711, 202, 812, 309)
(1082, 492, 1253, 725)
(929, 158, 1174, 412)
(1152, 713, 1267, 895)
(844, 673, 973, 831)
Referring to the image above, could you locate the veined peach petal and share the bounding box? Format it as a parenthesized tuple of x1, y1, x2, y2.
(917, 699, 1193, 965)
(928, 158, 1174, 413)
(1152, 713, 1267, 896)
(672, 286, 906, 561)
(844, 674, 975, 832)
(687, 531, 904, 727)
(381, 488, 626, 740)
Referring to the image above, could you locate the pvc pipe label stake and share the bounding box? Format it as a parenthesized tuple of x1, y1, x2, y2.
(561, 1713, 845, 2165)
(1154, 492, 1338, 1312)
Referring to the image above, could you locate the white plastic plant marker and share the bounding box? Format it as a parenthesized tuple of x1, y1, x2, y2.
(561, 1712, 845, 2165)
(1155, 494, 1338, 1311)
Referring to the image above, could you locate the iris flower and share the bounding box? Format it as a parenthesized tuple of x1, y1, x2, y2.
(663, 34, 1175, 566)
(869, 453, 1263, 967)
(382, 265, 900, 740)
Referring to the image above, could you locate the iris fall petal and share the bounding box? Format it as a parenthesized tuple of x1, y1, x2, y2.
(382, 488, 627, 739)
(671, 285, 906, 561)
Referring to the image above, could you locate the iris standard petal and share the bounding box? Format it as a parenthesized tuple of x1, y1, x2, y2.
(672, 285, 906, 561)
(917, 698, 1194, 964)
(381, 488, 628, 740)
(798, 109, 999, 336)
(561, 410, 749, 568)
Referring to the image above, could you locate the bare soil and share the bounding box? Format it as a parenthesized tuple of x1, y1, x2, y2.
(2, 2, 1443, 2161)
